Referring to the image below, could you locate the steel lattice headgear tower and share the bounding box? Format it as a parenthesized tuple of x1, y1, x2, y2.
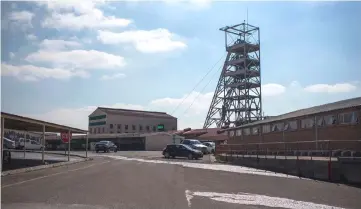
(203, 22, 262, 129)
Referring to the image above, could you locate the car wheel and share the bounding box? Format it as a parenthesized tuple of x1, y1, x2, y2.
(164, 152, 170, 158)
(188, 153, 193, 160)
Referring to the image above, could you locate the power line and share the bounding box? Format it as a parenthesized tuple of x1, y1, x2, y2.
(180, 64, 223, 117)
(170, 53, 226, 115)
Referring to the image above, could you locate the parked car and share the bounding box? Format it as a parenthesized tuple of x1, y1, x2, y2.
(3, 137, 16, 149)
(202, 142, 216, 154)
(3, 150, 11, 164)
(162, 144, 203, 160)
(181, 139, 209, 154)
(95, 141, 118, 153)
(15, 138, 43, 150)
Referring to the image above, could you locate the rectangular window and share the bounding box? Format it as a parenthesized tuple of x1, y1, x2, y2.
(139, 125, 143, 131)
(146, 126, 150, 131)
(117, 130, 121, 133)
(110, 124, 113, 129)
(324, 115, 337, 125)
(125, 125, 128, 130)
(89, 115, 106, 121)
(339, 112, 357, 124)
(244, 128, 250, 135)
(110, 131, 113, 134)
(229, 130, 235, 137)
(132, 125, 136, 131)
(97, 128, 100, 133)
(236, 129, 242, 136)
(317, 116, 325, 126)
(301, 118, 314, 129)
(89, 128, 92, 134)
(89, 121, 106, 126)
(102, 127, 105, 133)
(153, 126, 156, 132)
(252, 127, 259, 135)
(262, 124, 270, 133)
(271, 123, 283, 132)
(117, 124, 121, 129)
(289, 120, 298, 130)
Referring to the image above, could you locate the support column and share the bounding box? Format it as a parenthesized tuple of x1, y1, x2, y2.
(42, 124, 45, 163)
(68, 130, 71, 161)
(1, 117, 4, 172)
(86, 133, 88, 158)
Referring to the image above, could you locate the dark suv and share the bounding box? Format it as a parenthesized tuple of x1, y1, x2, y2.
(162, 144, 203, 160)
(95, 141, 118, 153)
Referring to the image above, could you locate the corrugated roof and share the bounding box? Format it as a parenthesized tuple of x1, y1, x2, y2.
(228, 97, 361, 130)
(98, 107, 176, 119)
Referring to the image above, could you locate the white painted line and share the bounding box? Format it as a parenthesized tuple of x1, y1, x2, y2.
(185, 190, 345, 209)
(105, 155, 303, 179)
(2, 160, 110, 188)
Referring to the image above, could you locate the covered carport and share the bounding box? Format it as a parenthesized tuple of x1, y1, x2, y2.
(1, 112, 88, 172)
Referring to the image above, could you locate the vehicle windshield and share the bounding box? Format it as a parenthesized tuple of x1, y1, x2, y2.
(190, 140, 201, 145)
(182, 144, 195, 151)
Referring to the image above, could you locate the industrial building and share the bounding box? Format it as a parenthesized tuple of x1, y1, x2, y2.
(88, 107, 177, 135)
(225, 97, 361, 152)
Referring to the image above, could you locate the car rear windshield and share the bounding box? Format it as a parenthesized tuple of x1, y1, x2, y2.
(98, 141, 109, 144)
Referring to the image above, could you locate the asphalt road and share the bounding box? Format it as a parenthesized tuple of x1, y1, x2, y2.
(2, 155, 361, 209)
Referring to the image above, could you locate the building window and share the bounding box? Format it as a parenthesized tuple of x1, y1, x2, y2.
(317, 117, 325, 126)
(153, 126, 156, 132)
(110, 124, 113, 129)
(125, 125, 128, 130)
(229, 130, 235, 137)
(301, 118, 314, 129)
(89, 128, 92, 134)
(262, 124, 270, 133)
(271, 122, 283, 132)
(146, 126, 150, 131)
(139, 125, 143, 131)
(110, 131, 113, 134)
(117, 130, 121, 133)
(284, 120, 298, 131)
(339, 112, 357, 124)
(236, 129, 242, 136)
(117, 124, 121, 129)
(324, 115, 337, 125)
(252, 127, 259, 135)
(102, 127, 105, 133)
(244, 128, 250, 135)
(132, 125, 136, 131)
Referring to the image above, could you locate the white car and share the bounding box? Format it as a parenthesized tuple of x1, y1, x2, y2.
(202, 142, 216, 154)
(16, 138, 43, 150)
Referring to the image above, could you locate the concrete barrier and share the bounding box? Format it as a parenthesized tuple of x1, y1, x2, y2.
(217, 155, 361, 186)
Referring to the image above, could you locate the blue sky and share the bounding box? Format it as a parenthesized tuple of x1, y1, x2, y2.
(1, 1, 361, 130)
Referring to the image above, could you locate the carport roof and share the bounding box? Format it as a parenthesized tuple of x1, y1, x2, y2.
(1, 112, 88, 134)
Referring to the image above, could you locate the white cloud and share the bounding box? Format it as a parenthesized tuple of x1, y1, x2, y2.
(25, 49, 126, 70)
(262, 83, 286, 96)
(8, 11, 34, 29)
(304, 83, 357, 93)
(1, 63, 89, 82)
(26, 34, 37, 41)
(39, 39, 82, 51)
(100, 73, 126, 80)
(9, 52, 15, 59)
(39, 1, 132, 30)
(97, 29, 187, 53)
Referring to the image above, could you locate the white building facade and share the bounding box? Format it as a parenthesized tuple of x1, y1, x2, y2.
(88, 107, 177, 135)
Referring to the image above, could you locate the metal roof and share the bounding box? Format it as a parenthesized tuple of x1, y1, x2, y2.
(227, 97, 361, 130)
(97, 107, 176, 119)
(1, 112, 88, 134)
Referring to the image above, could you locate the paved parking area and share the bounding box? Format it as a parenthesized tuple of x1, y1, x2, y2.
(2, 156, 361, 209)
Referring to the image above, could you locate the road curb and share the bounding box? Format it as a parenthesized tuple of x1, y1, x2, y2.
(1, 157, 93, 177)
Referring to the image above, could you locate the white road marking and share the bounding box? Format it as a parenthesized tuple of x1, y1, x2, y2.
(185, 190, 345, 209)
(105, 155, 302, 179)
(2, 160, 111, 188)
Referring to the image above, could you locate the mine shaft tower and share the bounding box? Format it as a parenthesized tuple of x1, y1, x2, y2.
(204, 22, 262, 129)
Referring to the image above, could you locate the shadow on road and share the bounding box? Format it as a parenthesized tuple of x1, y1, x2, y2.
(2, 159, 65, 171)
